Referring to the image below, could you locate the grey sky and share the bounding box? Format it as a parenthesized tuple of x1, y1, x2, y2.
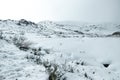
(0, 0, 120, 23)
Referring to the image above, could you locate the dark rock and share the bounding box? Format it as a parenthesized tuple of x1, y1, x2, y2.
(103, 63, 110, 68)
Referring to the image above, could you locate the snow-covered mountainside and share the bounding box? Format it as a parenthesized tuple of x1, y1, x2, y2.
(0, 19, 120, 80)
(0, 19, 120, 38)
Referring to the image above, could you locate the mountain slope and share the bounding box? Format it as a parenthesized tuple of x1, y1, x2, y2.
(0, 19, 120, 38)
(0, 19, 120, 80)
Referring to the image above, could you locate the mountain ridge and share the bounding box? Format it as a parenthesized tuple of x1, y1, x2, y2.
(0, 19, 120, 38)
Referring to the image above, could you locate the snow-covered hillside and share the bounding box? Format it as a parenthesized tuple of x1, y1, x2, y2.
(0, 19, 120, 80)
(0, 19, 120, 38)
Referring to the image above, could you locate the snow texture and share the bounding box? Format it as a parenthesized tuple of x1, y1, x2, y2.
(0, 19, 120, 80)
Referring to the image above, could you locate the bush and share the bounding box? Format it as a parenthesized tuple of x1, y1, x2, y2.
(43, 62, 63, 80)
(112, 31, 120, 36)
(48, 64, 57, 80)
(0, 30, 3, 39)
(12, 35, 32, 51)
(27, 47, 46, 64)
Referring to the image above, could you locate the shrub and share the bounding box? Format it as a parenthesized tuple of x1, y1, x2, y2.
(12, 35, 32, 51)
(74, 30, 84, 34)
(48, 64, 57, 80)
(43, 63, 62, 80)
(0, 30, 3, 39)
(112, 31, 120, 36)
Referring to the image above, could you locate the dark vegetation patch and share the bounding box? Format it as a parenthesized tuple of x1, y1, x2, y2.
(112, 32, 120, 36)
(74, 30, 84, 34)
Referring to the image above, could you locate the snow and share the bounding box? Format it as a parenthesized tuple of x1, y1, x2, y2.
(0, 19, 120, 80)
(27, 37, 120, 71)
(0, 40, 48, 80)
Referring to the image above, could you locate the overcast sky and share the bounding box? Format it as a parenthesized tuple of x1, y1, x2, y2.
(0, 0, 120, 23)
